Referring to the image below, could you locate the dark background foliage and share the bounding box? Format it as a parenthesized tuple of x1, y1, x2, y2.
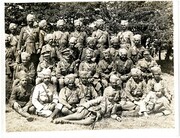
(5, 1, 173, 47)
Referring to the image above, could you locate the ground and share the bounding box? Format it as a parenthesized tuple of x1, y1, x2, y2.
(5, 51, 175, 132)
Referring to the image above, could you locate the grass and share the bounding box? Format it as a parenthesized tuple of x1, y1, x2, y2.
(5, 52, 175, 132)
(5, 72, 175, 132)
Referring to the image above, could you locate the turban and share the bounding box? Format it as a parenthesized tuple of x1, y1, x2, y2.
(151, 66, 161, 75)
(85, 48, 93, 55)
(69, 37, 77, 43)
(143, 50, 150, 55)
(21, 52, 30, 60)
(133, 34, 141, 40)
(121, 20, 128, 26)
(102, 48, 110, 54)
(39, 20, 47, 28)
(74, 19, 83, 26)
(44, 34, 53, 42)
(109, 74, 120, 83)
(64, 74, 76, 84)
(9, 23, 17, 30)
(79, 71, 91, 78)
(42, 68, 51, 77)
(119, 48, 127, 56)
(131, 68, 142, 76)
(86, 37, 96, 44)
(110, 36, 119, 44)
(26, 14, 35, 22)
(57, 19, 65, 27)
(96, 19, 105, 27)
(88, 22, 96, 28)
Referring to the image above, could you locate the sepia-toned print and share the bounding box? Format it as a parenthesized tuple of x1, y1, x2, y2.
(5, 1, 174, 132)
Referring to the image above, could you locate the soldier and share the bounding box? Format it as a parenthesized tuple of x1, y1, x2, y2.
(9, 71, 35, 121)
(79, 48, 102, 95)
(142, 83, 172, 116)
(32, 68, 58, 117)
(81, 37, 99, 63)
(117, 20, 134, 49)
(78, 71, 98, 104)
(113, 48, 133, 88)
(6, 34, 18, 102)
(40, 34, 59, 63)
(53, 19, 69, 52)
(13, 52, 35, 87)
(109, 36, 120, 61)
(92, 19, 109, 50)
(68, 37, 79, 61)
(121, 68, 147, 117)
(36, 46, 57, 87)
(147, 66, 172, 102)
(9, 23, 19, 48)
(53, 78, 122, 125)
(129, 48, 139, 67)
(70, 19, 87, 59)
(96, 49, 114, 91)
(56, 48, 78, 90)
(128, 34, 146, 60)
(136, 50, 158, 83)
(38, 20, 47, 54)
(17, 13, 40, 68)
(48, 74, 81, 122)
(87, 22, 97, 36)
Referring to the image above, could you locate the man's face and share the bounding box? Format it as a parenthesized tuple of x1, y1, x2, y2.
(27, 21, 34, 27)
(155, 89, 163, 98)
(110, 79, 118, 89)
(144, 54, 151, 61)
(22, 58, 28, 65)
(43, 76, 51, 84)
(75, 25, 81, 31)
(69, 42, 76, 48)
(108, 93, 116, 102)
(132, 75, 139, 81)
(20, 78, 28, 86)
(43, 54, 50, 61)
(134, 39, 141, 45)
(112, 42, 119, 48)
(104, 52, 110, 60)
(88, 42, 95, 49)
(86, 53, 93, 61)
(131, 54, 138, 62)
(81, 77, 89, 85)
(120, 53, 127, 60)
(58, 25, 64, 31)
(48, 39, 53, 45)
(154, 74, 161, 80)
(121, 24, 127, 30)
(68, 79, 75, 89)
(10, 28, 16, 34)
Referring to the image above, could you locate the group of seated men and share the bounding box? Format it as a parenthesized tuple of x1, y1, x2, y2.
(5, 13, 172, 125)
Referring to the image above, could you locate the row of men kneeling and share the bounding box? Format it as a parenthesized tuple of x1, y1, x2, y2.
(9, 65, 172, 125)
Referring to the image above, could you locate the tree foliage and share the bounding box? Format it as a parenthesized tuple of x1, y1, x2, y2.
(5, 1, 173, 46)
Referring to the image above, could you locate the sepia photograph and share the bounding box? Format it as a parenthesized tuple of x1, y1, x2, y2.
(2, 0, 179, 137)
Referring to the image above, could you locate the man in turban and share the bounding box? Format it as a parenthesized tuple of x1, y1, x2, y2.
(117, 20, 134, 49)
(17, 13, 40, 68)
(32, 68, 58, 117)
(9, 71, 35, 121)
